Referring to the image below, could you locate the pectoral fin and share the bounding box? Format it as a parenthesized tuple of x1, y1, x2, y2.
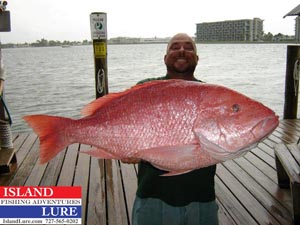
(82, 147, 121, 160)
(134, 144, 201, 175)
(159, 170, 193, 176)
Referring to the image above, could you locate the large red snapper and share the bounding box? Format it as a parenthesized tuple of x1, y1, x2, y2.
(23, 80, 278, 175)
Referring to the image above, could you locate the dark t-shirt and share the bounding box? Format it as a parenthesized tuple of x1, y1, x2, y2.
(136, 75, 216, 206)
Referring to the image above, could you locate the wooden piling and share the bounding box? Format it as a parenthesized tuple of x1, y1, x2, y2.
(90, 12, 108, 98)
(283, 45, 300, 119)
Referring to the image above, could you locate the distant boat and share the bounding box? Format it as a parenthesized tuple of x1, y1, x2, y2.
(61, 45, 71, 48)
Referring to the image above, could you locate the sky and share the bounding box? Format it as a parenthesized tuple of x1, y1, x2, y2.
(0, 0, 299, 44)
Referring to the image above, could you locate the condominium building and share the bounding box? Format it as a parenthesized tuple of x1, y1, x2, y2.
(196, 18, 264, 42)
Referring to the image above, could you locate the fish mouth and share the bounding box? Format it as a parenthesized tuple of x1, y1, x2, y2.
(251, 115, 279, 140)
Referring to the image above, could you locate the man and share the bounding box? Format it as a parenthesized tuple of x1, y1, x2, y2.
(125, 33, 219, 225)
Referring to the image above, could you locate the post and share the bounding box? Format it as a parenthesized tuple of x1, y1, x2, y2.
(90, 12, 108, 98)
(90, 13, 110, 209)
(283, 45, 300, 119)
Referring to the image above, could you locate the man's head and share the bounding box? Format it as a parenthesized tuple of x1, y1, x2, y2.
(164, 33, 199, 80)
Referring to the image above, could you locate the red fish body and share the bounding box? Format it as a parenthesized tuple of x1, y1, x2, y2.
(24, 80, 279, 175)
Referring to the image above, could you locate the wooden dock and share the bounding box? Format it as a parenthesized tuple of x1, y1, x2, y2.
(0, 119, 299, 225)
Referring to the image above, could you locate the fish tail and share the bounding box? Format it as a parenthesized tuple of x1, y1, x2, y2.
(23, 115, 73, 164)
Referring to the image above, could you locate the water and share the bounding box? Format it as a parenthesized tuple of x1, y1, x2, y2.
(1, 43, 290, 133)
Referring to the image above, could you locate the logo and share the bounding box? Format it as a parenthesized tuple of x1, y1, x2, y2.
(0, 186, 82, 224)
(94, 22, 103, 31)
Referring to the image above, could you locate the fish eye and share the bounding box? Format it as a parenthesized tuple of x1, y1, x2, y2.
(231, 104, 240, 113)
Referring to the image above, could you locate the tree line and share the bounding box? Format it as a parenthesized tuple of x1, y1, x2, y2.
(0, 32, 297, 48)
(1, 38, 92, 48)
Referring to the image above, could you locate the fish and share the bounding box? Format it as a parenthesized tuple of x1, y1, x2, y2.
(23, 80, 279, 176)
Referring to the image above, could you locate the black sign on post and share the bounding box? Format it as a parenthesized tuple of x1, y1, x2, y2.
(90, 12, 108, 98)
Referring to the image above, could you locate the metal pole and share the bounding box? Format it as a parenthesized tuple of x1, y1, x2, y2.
(90, 12, 108, 98)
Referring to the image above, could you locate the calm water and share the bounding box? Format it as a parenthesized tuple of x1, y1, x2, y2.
(2, 44, 290, 133)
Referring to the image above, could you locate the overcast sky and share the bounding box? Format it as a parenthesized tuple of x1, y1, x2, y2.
(0, 0, 299, 43)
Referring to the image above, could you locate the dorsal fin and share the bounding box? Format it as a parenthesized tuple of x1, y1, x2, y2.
(81, 80, 171, 116)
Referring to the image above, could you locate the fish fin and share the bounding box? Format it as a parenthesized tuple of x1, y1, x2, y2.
(23, 115, 72, 164)
(81, 93, 120, 116)
(160, 170, 193, 176)
(81, 80, 175, 116)
(134, 144, 201, 173)
(82, 147, 121, 160)
(134, 144, 199, 158)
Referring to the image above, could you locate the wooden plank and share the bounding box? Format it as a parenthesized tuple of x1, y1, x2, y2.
(24, 159, 47, 186)
(13, 133, 37, 167)
(217, 163, 282, 225)
(243, 151, 278, 183)
(39, 150, 67, 186)
(216, 199, 237, 225)
(24, 138, 67, 186)
(9, 136, 40, 186)
(56, 143, 79, 186)
(105, 159, 129, 225)
(250, 147, 276, 169)
(0, 136, 25, 184)
(86, 158, 107, 225)
(276, 122, 300, 143)
(275, 144, 300, 183)
(215, 175, 258, 225)
(258, 142, 276, 157)
(273, 129, 298, 144)
(267, 133, 285, 146)
(277, 122, 299, 134)
(283, 120, 300, 131)
(226, 158, 293, 224)
(73, 144, 91, 225)
(235, 156, 292, 210)
(119, 162, 138, 225)
(287, 143, 300, 163)
(11, 133, 29, 154)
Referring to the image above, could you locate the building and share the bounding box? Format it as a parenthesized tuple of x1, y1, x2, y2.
(196, 18, 264, 42)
